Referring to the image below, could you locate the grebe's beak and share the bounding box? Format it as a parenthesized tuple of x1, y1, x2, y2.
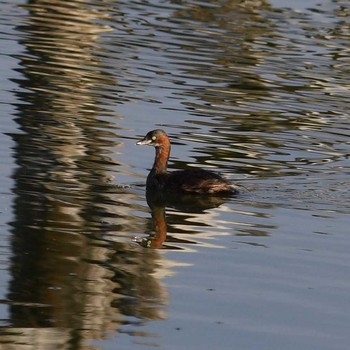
(136, 137, 153, 146)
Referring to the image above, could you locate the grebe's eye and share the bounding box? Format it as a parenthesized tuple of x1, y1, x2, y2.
(152, 136, 156, 141)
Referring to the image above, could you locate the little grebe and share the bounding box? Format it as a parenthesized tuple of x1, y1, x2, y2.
(137, 129, 238, 195)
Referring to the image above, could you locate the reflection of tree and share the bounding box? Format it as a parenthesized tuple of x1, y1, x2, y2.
(158, 1, 282, 177)
(172, 0, 272, 97)
(109, 241, 168, 320)
(168, 1, 349, 179)
(5, 1, 167, 349)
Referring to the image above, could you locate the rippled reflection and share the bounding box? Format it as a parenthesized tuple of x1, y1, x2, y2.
(161, 0, 350, 178)
(138, 190, 230, 249)
(1, 0, 349, 349)
(5, 0, 167, 348)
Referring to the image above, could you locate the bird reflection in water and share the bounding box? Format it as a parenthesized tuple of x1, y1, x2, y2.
(138, 189, 231, 249)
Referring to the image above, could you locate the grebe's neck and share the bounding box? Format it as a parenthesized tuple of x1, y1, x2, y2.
(152, 137, 171, 174)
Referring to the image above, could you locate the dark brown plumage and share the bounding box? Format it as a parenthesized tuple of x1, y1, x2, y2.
(137, 129, 238, 195)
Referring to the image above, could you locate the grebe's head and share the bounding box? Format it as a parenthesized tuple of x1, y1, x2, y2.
(136, 129, 169, 147)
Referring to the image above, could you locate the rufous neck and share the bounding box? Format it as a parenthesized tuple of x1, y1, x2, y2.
(152, 140, 170, 174)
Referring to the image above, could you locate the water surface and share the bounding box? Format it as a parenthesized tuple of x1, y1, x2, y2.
(0, 0, 349, 349)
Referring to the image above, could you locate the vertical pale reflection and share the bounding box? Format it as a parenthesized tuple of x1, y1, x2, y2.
(6, 0, 167, 348)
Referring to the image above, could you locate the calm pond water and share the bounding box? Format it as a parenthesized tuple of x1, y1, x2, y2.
(0, 0, 349, 349)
